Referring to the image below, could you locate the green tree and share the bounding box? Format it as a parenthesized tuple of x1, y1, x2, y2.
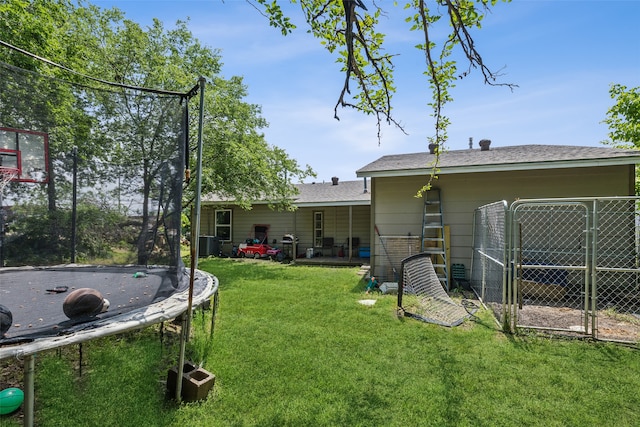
(65, 4, 314, 261)
(0, 0, 93, 211)
(1, 0, 314, 199)
(602, 84, 640, 149)
(0, 0, 314, 265)
(200, 76, 314, 210)
(602, 84, 640, 194)
(0, 0, 100, 262)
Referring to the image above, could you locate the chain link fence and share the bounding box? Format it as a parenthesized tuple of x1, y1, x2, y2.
(593, 198, 640, 342)
(472, 197, 640, 344)
(471, 201, 508, 327)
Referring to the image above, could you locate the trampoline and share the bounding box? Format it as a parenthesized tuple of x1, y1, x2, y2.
(0, 45, 216, 425)
(0, 54, 214, 361)
(0, 264, 217, 359)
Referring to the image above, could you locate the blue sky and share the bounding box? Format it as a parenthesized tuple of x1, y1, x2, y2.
(94, 0, 640, 182)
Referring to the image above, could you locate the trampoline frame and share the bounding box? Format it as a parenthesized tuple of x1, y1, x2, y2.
(0, 266, 217, 426)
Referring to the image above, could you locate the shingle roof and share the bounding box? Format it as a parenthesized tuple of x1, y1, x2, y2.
(356, 144, 640, 177)
(203, 178, 371, 206)
(293, 179, 370, 206)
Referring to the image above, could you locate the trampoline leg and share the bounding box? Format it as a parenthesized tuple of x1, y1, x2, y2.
(210, 291, 219, 339)
(24, 353, 35, 427)
(175, 313, 189, 403)
(78, 343, 83, 377)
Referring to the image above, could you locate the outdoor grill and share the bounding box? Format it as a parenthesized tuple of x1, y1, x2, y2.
(281, 234, 298, 259)
(281, 234, 298, 244)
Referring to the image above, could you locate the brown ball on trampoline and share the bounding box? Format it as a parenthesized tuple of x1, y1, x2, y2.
(63, 288, 109, 319)
(0, 304, 12, 337)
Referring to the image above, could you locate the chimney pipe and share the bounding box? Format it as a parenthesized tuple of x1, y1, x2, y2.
(331, 176, 339, 185)
(479, 139, 491, 151)
(468, 137, 473, 149)
(363, 177, 368, 193)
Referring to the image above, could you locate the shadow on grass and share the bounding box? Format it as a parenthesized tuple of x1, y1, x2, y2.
(350, 276, 368, 294)
(198, 258, 296, 286)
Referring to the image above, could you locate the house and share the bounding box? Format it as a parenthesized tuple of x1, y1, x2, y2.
(200, 177, 371, 261)
(356, 142, 640, 282)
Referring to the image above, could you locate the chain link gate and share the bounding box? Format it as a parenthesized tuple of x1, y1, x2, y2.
(472, 197, 640, 344)
(510, 201, 591, 336)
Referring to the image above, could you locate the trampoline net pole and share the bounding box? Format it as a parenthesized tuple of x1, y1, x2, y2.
(177, 76, 206, 403)
(24, 353, 35, 427)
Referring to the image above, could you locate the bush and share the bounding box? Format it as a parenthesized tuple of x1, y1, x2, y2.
(4, 200, 134, 265)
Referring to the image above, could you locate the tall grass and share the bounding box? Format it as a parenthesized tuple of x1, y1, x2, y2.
(3, 258, 639, 426)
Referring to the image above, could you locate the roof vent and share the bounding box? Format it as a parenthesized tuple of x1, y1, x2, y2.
(428, 143, 438, 154)
(479, 139, 491, 151)
(331, 176, 339, 185)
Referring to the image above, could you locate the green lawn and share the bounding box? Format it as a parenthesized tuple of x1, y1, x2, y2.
(4, 258, 640, 426)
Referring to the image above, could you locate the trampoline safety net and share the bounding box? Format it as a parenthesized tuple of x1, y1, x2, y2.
(0, 46, 213, 352)
(0, 55, 196, 268)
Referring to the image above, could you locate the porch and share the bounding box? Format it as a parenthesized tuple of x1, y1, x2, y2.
(293, 255, 370, 268)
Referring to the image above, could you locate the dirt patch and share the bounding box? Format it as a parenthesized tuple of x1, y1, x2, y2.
(0, 358, 25, 421)
(0, 358, 23, 390)
(517, 304, 640, 342)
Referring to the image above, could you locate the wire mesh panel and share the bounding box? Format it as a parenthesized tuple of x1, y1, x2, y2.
(375, 235, 420, 282)
(511, 201, 589, 335)
(593, 198, 640, 343)
(471, 201, 508, 326)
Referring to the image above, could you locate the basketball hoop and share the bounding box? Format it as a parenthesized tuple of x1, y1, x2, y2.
(0, 167, 18, 193)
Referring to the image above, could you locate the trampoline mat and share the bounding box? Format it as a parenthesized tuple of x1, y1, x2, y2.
(0, 265, 194, 344)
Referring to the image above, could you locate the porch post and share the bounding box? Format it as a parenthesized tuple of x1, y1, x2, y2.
(348, 205, 353, 261)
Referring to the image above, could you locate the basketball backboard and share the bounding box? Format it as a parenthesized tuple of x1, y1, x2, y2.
(0, 127, 49, 183)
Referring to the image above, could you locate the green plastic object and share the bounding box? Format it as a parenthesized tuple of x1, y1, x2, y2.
(0, 387, 24, 415)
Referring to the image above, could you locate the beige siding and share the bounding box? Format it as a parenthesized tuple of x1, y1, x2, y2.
(200, 205, 295, 254)
(200, 204, 370, 258)
(293, 206, 371, 256)
(311, 206, 370, 245)
(371, 165, 635, 278)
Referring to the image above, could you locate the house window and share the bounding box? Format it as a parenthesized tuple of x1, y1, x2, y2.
(215, 209, 232, 241)
(313, 211, 323, 247)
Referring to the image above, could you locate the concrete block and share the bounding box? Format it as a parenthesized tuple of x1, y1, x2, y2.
(167, 362, 215, 402)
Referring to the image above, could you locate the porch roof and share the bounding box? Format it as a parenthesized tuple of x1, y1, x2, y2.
(356, 144, 640, 178)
